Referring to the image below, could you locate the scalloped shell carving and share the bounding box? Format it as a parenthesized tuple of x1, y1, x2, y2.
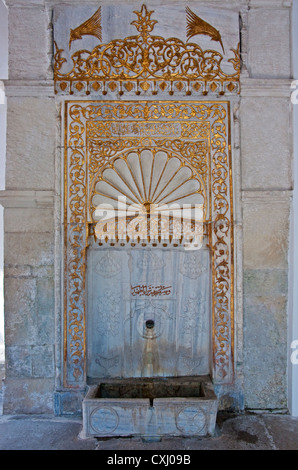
(92, 149, 205, 217)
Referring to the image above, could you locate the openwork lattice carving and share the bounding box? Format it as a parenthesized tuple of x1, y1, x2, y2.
(63, 100, 234, 387)
(54, 4, 240, 96)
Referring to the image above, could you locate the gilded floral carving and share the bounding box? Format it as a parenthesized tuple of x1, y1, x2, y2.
(54, 5, 240, 96)
(64, 100, 234, 386)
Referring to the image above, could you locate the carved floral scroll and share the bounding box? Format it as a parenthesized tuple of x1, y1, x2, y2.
(63, 100, 234, 387)
(54, 4, 240, 96)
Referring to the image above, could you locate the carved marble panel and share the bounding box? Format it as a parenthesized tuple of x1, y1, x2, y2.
(87, 246, 210, 379)
(63, 100, 234, 387)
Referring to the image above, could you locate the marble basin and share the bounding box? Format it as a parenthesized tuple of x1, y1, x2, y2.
(81, 375, 218, 440)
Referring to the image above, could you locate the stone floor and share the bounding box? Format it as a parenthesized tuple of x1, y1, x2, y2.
(0, 412, 298, 450)
(1, 368, 298, 450)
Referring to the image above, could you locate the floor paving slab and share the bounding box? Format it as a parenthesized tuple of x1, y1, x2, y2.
(1, 412, 298, 450)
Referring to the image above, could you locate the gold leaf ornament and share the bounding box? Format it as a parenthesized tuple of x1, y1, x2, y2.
(54, 5, 240, 96)
(131, 4, 158, 39)
(186, 7, 225, 54)
(69, 6, 102, 49)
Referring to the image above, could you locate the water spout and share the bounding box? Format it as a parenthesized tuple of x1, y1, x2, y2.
(141, 319, 160, 377)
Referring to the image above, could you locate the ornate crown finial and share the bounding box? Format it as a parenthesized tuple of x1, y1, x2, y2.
(131, 4, 157, 40)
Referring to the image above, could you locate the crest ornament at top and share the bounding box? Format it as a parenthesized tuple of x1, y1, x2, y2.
(54, 4, 240, 96)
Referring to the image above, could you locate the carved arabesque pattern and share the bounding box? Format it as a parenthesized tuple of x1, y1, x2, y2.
(64, 100, 233, 386)
(54, 5, 240, 96)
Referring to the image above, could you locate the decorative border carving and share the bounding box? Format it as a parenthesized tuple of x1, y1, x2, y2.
(64, 100, 234, 387)
(55, 5, 240, 97)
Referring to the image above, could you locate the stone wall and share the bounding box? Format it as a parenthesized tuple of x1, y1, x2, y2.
(0, 0, 293, 414)
(1, 0, 57, 413)
(240, 3, 292, 410)
(1, 97, 57, 412)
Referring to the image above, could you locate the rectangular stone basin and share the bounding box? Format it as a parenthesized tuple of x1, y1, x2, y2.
(81, 376, 218, 439)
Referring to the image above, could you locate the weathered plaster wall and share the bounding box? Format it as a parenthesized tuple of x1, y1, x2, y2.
(0, 0, 293, 414)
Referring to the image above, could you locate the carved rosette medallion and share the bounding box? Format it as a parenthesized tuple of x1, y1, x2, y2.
(90, 406, 119, 434)
(176, 406, 206, 435)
